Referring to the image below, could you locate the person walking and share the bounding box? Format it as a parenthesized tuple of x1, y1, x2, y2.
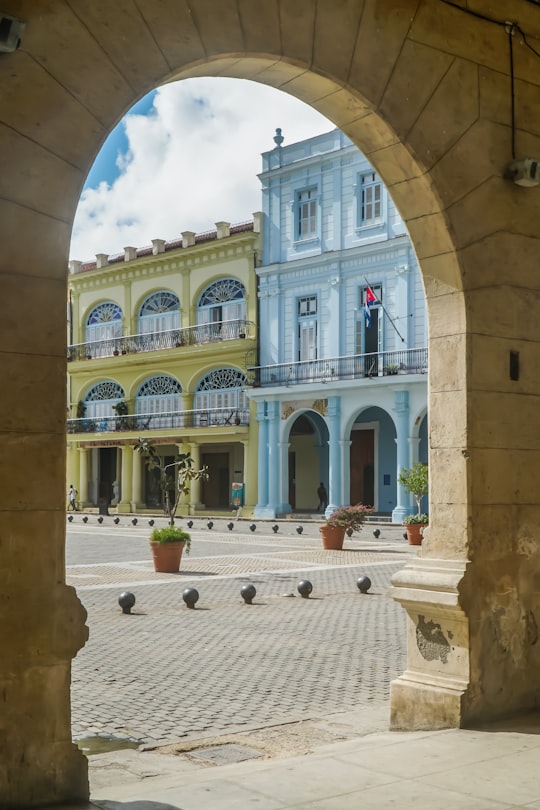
(67, 484, 78, 511)
(317, 482, 328, 513)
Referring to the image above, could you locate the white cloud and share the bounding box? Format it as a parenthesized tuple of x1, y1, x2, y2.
(70, 78, 333, 261)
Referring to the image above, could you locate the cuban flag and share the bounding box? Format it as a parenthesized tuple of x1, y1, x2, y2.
(364, 285, 377, 327)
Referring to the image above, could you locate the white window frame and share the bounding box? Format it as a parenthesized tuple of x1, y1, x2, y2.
(297, 295, 318, 362)
(294, 186, 319, 242)
(357, 172, 383, 228)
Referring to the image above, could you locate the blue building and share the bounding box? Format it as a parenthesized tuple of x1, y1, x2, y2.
(249, 129, 428, 521)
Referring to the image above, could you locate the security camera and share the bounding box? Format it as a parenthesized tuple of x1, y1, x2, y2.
(0, 14, 25, 53)
(505, 158, 540, 188)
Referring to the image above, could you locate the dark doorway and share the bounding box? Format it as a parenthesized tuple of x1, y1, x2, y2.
(288, 452, 296, 509)
(202, 452, 230, 508)
(350, 430, 375, 506)
(98, 447, 117, 504)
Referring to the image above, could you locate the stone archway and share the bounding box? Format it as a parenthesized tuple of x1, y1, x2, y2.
(3, 1, 540, 804)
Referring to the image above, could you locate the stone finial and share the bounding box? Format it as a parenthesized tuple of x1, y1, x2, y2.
(96, 253, 109, 268)
(124, 246, 137, 262)
(252, 212, 262, 233)
(68, 260, 82, 275)
(215, 221, 230, 239)
(273, 128, 284, 147)
(182, 231, 196, 247)
(152, 239, 166, 255)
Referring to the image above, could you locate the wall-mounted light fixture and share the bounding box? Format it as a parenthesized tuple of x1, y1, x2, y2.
(504, 158, 540, 188)
(0, 13, 25, 52)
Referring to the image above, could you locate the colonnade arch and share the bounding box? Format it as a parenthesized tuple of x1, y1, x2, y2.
(4, 1, 540, 804)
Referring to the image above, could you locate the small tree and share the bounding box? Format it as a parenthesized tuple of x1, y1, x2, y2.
(398, 462, 428, 517)
(135, 438, 208, 526)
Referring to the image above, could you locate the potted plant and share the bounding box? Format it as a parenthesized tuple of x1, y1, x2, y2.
(320, 503, 373, 550)
(398, 462, 428, 545)
(135, 438, 208, 572)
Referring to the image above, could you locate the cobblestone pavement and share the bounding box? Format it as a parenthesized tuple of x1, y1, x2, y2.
(68, 517, 414, 749)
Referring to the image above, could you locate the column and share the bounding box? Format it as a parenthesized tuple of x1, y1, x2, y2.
(131, 448, 142, 511)
(254, 401, 269, 515)
(188, 442, 203, 514)
(78, 447, 89, 507)
(326, 396, 342, 515)
(176, 442, 190, 512)
(267, 400, 280, 515)
(392, 389, 410, 523)
(117, 445, 133, 513)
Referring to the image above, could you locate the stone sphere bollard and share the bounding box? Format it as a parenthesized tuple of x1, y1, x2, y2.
(356, 576, 372, 593)
(296, 525, 303, 534)
(114, 517, 120, 524)
(272, 524, 279, 533)
(182, 588, 199, 609)
(249, 523, 256, 532)
(297, 580, 313, 598)
(227, 522, 234, 530)
(118, 591, 136, 614)
(187, 520, 193, 528)
(207, 520, 214, 530)
(240, 584, 256, 604)
(373, 528, 381, 538)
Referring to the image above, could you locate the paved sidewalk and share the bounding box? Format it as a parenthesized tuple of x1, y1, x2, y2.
(45, 709, 540, 809)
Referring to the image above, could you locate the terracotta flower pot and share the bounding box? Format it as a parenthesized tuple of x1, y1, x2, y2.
(405, 524, 425, 545)
(150, 540, 186, 573)
(319, 525, 346, 550)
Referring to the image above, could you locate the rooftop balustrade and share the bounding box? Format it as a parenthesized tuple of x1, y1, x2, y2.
(249, 347, 428, 387)
(67, 319, 254, 362)
(67, 407, 250, 435)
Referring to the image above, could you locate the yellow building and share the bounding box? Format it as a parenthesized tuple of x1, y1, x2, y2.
(67, 217, 261, 515)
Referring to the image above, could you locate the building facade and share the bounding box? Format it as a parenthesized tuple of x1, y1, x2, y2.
(67, 218, 261, 515)
(249, 130, 428, 521)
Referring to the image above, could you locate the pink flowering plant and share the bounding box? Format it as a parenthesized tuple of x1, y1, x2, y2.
(324, 503, 374, 534)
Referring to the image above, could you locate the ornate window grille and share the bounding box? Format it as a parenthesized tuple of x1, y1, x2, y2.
(85, 302, 123, 343)
(197, 278, 246, 325)
(194, 368, 247, 412)
(136, 375, 182, 415)
(84, 380, 125, 419)
(138, 290, 180, 334)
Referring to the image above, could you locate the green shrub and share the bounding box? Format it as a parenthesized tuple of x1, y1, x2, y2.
(150, 526, 191, 553)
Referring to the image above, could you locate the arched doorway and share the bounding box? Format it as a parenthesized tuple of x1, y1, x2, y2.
(4, 4, 540, 804)
(287, 411, 329, 512)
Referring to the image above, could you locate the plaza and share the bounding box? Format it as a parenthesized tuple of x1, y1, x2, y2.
(66, 520, 540, 809)
(69, 518, 410, 749)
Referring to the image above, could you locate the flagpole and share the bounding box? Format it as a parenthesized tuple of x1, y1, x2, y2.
(363, 277, 405, 343)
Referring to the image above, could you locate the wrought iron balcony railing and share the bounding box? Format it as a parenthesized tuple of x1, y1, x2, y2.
(67, 407, 250, 435)
(249, 347, 428, 387)
(67, 319, 255, 362)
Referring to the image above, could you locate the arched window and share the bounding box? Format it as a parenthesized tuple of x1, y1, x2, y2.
(194, 368, 247, 413)
(138, 290, 180, 334)
(84, 381, 125, 419)
(197, 278, 245, 325)
(136, 375, 182, 415)
(85, 302, 123, 343)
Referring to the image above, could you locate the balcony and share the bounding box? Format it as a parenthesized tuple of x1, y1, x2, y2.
(67, 407, 250, 435)
(249, 347, 428, 387)
(67, 319, 255, 362)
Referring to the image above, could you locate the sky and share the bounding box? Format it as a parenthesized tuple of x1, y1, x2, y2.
(70, 77, 334, 262)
